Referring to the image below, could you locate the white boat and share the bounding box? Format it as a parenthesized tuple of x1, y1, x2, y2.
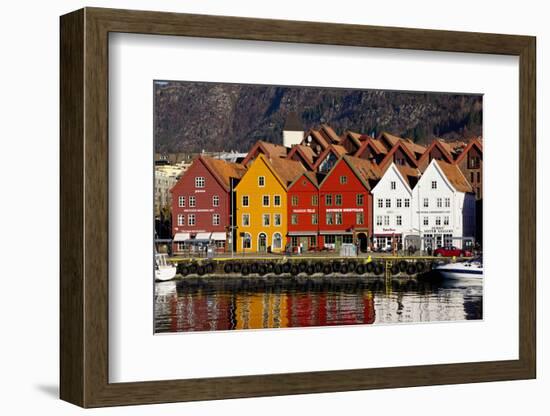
(434, 259, 483, 280)
(155, 253, 177, 281)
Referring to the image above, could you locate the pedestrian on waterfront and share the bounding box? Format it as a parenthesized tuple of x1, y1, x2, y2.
(299, 242, 303, 255)
(427, 245, 433, 256)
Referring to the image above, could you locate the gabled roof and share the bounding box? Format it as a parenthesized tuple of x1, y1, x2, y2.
(241, 140, 288, 166)
(454, 137, 483, 164)
(418, 139, 455, 166)
(372, 162, 417, 193)
(378, 132, 426, 156)
(288, 171, 322, 190)
(379, 141, 420, 170)
(433, 160, 473, 193)
(320, 155, 381, 191)
(303, 124, 341, 151)
(264, 154, 307, 188)
(320, 124, 341, 144)
(313, 144, 348, 170)
(286, 144, 316, 170)
(354, 136, 389, 158)
(201, 156, 246, 191)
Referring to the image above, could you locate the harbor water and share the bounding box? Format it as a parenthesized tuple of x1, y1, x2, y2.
(154, 277, 482, 333)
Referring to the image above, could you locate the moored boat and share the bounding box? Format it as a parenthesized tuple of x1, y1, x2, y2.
(434, 258, 483, 280)
(155, 253, 177, 281)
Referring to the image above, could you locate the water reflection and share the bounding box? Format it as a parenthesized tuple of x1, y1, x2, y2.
(154, 278, 482, 333)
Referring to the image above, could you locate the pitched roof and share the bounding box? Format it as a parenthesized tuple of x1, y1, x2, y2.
(287, 144, 316, 166)
(288, 171, 322, 189)
(284, 111, 302, 131)
(266, 156, 307, 187)
(418, 139, 455, 166)
(201, 156, 246, 190)
(435, 160, 473, 193)
(242, 140, 288, 165)
(320, 124, 341, 144)
(354, 136, 389, 158)
(454, 137, 483, 164)
(379, 132, 426, 156)
(379, 141, 419, 170)
(313, 144, 349, 170)
(342, 155, 381, 190)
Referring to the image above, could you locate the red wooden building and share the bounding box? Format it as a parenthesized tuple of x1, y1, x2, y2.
(286, 172, 323, 251)
(170, 156, 245, 253)
(317, 155, 380, 252)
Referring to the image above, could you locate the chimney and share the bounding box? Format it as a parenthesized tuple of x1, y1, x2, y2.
(283, 111, 303, 148)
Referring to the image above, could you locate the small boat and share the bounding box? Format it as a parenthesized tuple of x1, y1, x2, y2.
(434, 258, 483, 280)
(155, 253, 177, 281)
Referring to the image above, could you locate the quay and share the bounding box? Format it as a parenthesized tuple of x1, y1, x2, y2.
(166, 254, 469, 280)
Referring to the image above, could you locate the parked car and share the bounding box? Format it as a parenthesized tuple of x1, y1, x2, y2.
(433, 246, 472, 257)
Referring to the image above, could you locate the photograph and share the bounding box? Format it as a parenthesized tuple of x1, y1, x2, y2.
(153, 81, 483, 333)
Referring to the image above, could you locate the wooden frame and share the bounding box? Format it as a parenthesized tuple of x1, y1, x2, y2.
(60, 7, 536, 408)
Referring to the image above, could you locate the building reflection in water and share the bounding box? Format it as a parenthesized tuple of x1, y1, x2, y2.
(154, 279, 482, 333)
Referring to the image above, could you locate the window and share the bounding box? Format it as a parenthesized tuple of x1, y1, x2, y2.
(189, 196, 196, 207)
(212, 195, 219, 207)
(310, 235, 317, 248)
(325, 194, 332, 206)
(396, 198, 402, 208)
(376, 216, 383, 226)
(423, 216, 429, 226)
(188, 214, 196, 225)
(423, 198, 429, 208)
(391, 181, 396, 190)
(258, 176, 265, 187)
(263, 195, 270, 207)
(274, 214, 281, 226)
(178, 196, 185, 207)
(335, 194, 342, 206)
(340, 175, 347, 184)
(263, 214, 270, 226)
(377, 198, 383, 208)
(243, 233, 251, 249)
(343, 235, 353, 244)
(242, 195, 249, 207)
(274, 195, 281, 206)
(356, 212, 364, 225)
(291, 236, 299, 247)
(195, 177, 205, 188)
(291, 195, 299, 206)
(431, 180, 437, 189)
(356, 194, 364, 206)
(312, 195, 318, 206)
(396, 215, 402, 226)
(326, 213, 334, 225)
(325, 235, 335, 244)
(212, 214, 220, 225)
(444, 216, 450, 225)
(177, 242, 185, 251)
(386, 199, 391, 208)
(470, 172, 474, 182)
(404, 198, 410, 207)
(335, 212, 343, 225)
(445, 197, 451, 207)
(273, 233, 282, 249)
(435, 216, 441, 226)
(384, 216, 390, 226)
(177, 214, 185, 226)
(312, 214, 318, 225)
(477, 172, 481, 182)
(291, 214, 298, 225)
(242, 214, 250, 227)
(437, 198, 442, 208)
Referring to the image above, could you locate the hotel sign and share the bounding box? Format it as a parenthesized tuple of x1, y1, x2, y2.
(326, 208, 364, 213)
(292, 208, 316, 214)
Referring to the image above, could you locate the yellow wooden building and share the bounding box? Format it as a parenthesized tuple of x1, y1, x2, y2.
(235, 154, 305, 253)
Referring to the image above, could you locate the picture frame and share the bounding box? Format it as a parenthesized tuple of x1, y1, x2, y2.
(60, 7, 536, 408)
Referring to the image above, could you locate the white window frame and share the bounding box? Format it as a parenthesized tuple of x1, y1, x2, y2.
(188, 214, 196, 226)
(178, 196, 185, 207)
(431, 180, 437, 189)
(384, 216, 390, 226)
(242, 233, 252, 249)
(404, 198, 410, 208)
(258, 176, 265, 187)
(423, 198, 429, 208)
(272, 233, 282, 249)
(423, 216, 429, 226)
(177, 214, 185, 226)
(189, 196, 196, 207)
(242, 195, 249, 207)
(396, 215, 402, 226)
(437, 197, 442, 208)
(262, 213, 270, 226)
(376, 216, 382, 226)
(195, 176, 205, 188)
(444, 216, 450, 226)
(385, 198, 391, 208)
(212, 195, 220, 207)
(242, 213, 250, 227)
(212, 213, 220, 226)
(445, 197, 451, 208)
(339, 175, 347, 185)
(377, 198, 383, 208)
(274, 195, 281, 206)
(335, 212, 343, 225)
(263, 195, 270, 207)
(391, 181, 396, 190)
(435, 216, 441, 226)
(396, 198, 402, 208)
(274, 213, 281, 226)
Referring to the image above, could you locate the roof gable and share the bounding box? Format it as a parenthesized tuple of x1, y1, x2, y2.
(241, 140, 288, 166)
(418, 139, 455, 166)
(372, 162, 414, 194)
(454, 138, 483, 164)
(379, 141, 419, 170)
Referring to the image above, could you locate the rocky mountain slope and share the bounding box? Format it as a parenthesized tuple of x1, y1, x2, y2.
(154, 81, 482, 153)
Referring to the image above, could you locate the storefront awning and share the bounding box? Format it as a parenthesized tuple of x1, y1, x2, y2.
(210, 232, 226, 241)
(319, 230, 353, 235)
(173, 232, 190, 242)
(195, 232, 212, 240)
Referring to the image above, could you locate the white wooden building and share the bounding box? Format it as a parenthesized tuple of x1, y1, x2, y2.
(411, 159, 476, 250)
(371, 162, 419, 250)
